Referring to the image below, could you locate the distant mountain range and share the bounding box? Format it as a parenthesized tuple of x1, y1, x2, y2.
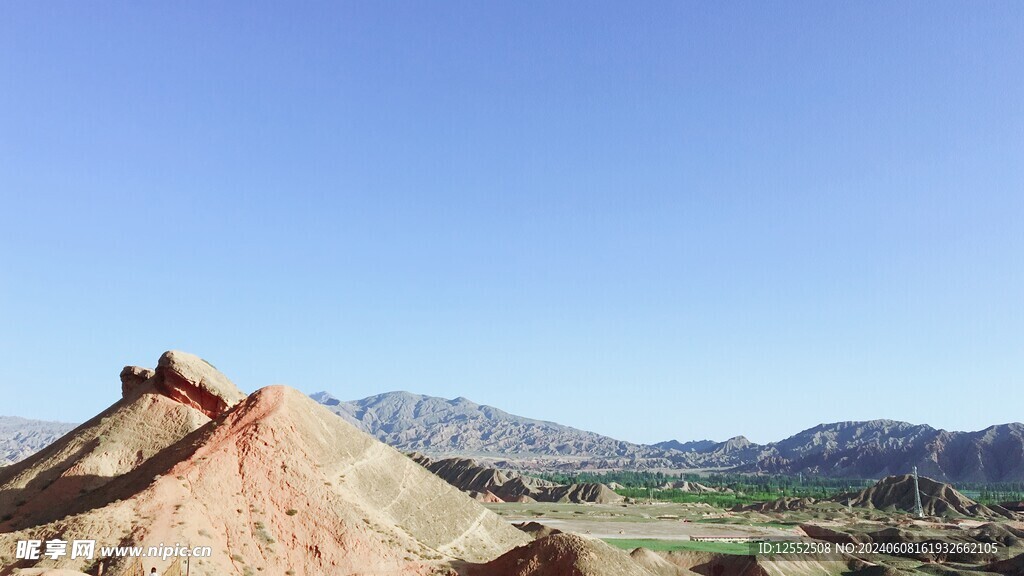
(735, 420, 1024, 483)
(313, 391, 1024, 483)
(310, 391, 654, 466)
(6, 392, 1022, 483)
(0, 416, 76, 466)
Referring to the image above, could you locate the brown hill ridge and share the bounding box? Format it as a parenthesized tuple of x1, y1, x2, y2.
(0, 351, 530, 575)
(411, 454, 623, 504)
(836, 474, 1018, 519)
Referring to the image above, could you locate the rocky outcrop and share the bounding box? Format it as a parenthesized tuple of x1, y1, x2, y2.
(154, 350, 246, 418)
(119, 365, 155, 397)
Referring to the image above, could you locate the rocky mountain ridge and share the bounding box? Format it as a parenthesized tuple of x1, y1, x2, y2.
(735, 420, 1024, 482)
(317, 391, 1024, 482)
(312, 390, 662, 465)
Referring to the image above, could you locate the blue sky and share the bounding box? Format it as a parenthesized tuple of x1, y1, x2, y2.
(1, 2, 1021, 444)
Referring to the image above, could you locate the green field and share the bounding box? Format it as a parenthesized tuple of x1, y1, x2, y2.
(602, 538, 751, 555)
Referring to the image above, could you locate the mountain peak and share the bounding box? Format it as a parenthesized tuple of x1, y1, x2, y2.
(714, 436, 756, 454)
(309, 390, 340, 405)
(314, 391, 653, 461)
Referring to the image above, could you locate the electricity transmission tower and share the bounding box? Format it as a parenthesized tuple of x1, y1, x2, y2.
(912, 466, 924, 518)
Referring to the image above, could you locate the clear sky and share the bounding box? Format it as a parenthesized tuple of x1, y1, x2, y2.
(1, 2, 1021, 445)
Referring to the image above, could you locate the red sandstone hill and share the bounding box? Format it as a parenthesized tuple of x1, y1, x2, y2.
(0, 351, 529, 576)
